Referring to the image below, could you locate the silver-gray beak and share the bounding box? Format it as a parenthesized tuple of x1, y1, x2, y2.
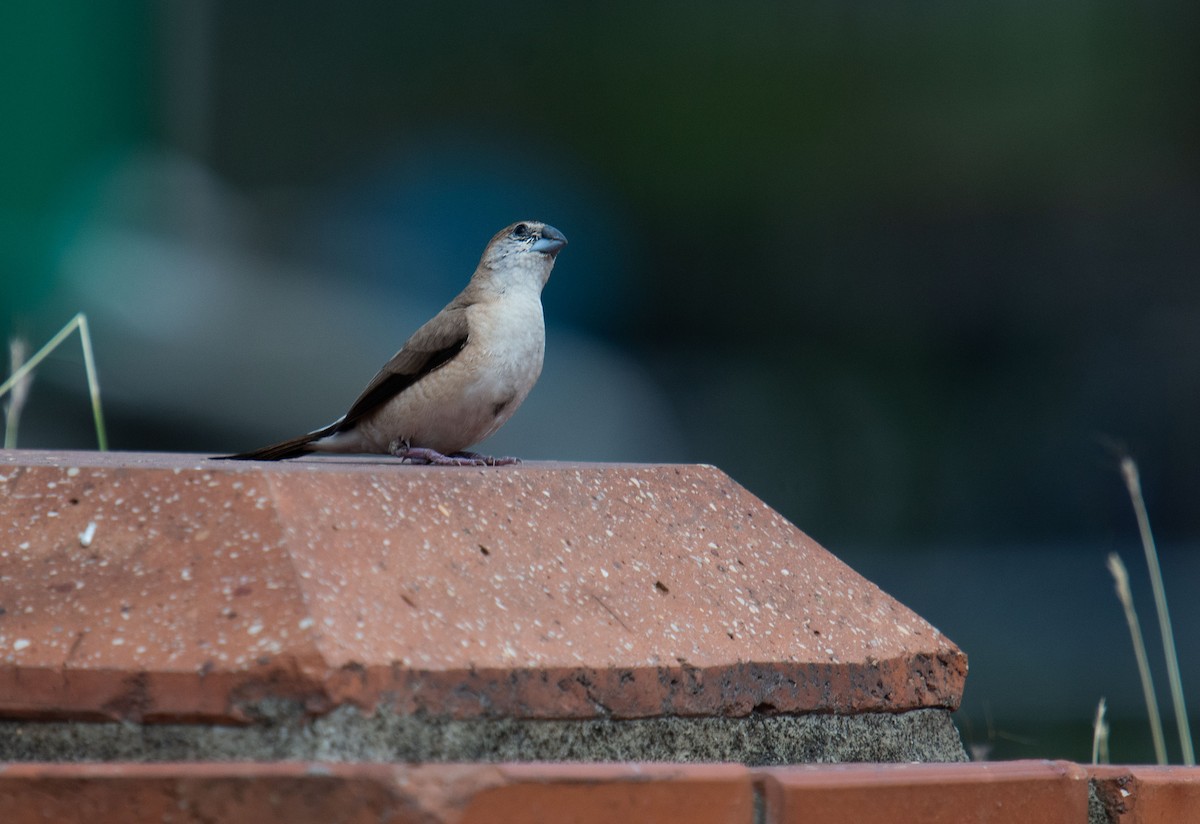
(531, 224, 567, 255)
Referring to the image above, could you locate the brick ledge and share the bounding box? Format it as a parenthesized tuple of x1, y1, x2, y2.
(1, 451, 965, 725)
(4, 760, 1191, 823)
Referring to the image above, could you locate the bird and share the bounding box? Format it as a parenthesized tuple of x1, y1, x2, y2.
(219, 220, 566, 465)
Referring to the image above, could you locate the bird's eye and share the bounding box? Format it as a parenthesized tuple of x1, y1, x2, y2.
(512, 223, 529, 238)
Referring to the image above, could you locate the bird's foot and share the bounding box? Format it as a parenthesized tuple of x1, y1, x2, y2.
(388, 442, 518, 466)
(392, 445, 484, 466)
(450, 451, 521, 466)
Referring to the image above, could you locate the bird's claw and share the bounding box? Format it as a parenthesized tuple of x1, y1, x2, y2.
(451, 451, 521, 466)
(388, 443, 520, 467)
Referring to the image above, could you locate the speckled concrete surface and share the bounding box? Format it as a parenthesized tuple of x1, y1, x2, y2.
(0, 450, 966, 724)
(0, 706, 966, 764)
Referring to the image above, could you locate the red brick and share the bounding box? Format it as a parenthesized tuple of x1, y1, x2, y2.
(761, 760, 1089, 824)
(0, 762, 754, 824)
(457, 764, 755, 824)
(0, 762, 415, 824)
(1090, 765, 1200, 823)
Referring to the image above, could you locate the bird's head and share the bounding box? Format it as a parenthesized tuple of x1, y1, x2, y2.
(478, 221, 568, 287)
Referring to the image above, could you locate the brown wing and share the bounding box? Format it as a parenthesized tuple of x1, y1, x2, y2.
(334, 300, 472, 431)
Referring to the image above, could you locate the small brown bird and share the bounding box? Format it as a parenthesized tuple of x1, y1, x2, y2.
(220, 220, 566, 465)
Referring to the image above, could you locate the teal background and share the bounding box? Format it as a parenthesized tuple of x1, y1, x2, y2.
(2, 1, 1199, 763)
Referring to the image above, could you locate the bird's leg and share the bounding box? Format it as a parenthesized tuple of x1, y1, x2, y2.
(449, 450, 522, 466)
(388, 439, 490, 466)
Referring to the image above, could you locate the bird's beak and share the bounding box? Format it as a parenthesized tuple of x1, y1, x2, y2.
(531, 225, 568, 255)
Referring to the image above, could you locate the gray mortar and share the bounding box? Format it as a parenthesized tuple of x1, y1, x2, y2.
(1088, 782, 1109, 824)
(1088, 778, 1126, 824)
(0, 707, 965, 765)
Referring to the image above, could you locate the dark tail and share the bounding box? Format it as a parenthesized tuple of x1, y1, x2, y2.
(216, 424, 338, 461)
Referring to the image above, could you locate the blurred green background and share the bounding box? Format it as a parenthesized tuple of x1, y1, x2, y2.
(3, 1, 1199, 762)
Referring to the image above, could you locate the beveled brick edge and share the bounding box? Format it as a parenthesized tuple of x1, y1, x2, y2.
(5, 761, 1193, 823)
(0, 656, 967, 725)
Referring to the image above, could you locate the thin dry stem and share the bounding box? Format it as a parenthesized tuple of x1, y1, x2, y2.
(1121, 457, 1193, 765)
(4, 338, 33, 449)
(1107, 551, 1167, 763)
(0, 313, 108, 451)
(1092, 697, 1109, 765)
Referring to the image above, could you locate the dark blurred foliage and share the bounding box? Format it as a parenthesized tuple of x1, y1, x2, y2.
(204, 2, 1200, 543)
(2, 0, 1199, 759)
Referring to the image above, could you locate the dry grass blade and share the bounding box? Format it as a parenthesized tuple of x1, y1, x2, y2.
(0, 313, 108, 450)
(1121, 457, 1193, 765)
(4, 338, 33, 449)
(1092, 697, 1109, 765)
(1107, 552, 1167, 764)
